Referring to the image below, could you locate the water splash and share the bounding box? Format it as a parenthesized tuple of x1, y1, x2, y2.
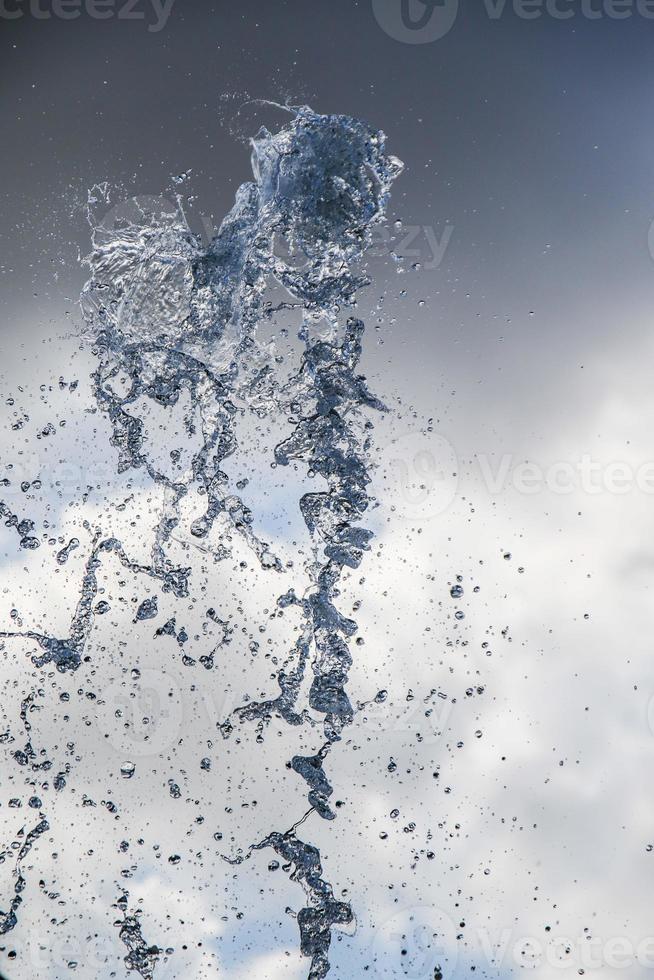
(115, 895, 161, 980)
(0, 104, 402, 977)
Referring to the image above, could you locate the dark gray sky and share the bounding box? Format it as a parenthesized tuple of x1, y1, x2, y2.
(3, 1, 654, 442)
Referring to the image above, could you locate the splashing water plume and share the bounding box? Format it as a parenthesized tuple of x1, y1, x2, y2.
(0, 105, 403, 978)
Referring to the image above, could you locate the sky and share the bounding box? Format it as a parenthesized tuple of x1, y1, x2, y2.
(1, 2, 654, 978)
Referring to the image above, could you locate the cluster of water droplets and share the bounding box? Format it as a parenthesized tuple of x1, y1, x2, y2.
(0, 104, 402, 978)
